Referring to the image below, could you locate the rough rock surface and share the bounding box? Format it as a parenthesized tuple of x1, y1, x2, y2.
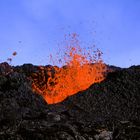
(0, 62, 140, 140)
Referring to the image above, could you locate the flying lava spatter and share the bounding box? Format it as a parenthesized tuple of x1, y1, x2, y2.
(32, 33, 106, 104)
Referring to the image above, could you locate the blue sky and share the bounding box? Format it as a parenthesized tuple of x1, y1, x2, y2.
(0, 0, 140, 67)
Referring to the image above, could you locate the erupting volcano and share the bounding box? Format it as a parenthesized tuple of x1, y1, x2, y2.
(32, 34, 106, 104)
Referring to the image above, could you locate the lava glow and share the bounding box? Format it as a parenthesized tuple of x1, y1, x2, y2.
(32, 34, 106, 104)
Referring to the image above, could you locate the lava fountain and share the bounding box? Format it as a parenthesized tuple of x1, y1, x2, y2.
(32, 33, 106, 104)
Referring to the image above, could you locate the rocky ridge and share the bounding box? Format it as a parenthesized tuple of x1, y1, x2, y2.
(0, 62, 140, 140)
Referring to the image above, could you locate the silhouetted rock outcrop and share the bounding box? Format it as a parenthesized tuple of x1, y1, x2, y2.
(0, 62, 140, 140)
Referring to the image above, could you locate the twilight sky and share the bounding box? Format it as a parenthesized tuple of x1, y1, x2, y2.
(0, 0, 140, 67)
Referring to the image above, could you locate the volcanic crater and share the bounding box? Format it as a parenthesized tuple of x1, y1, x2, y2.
(0, 62, 140, 140)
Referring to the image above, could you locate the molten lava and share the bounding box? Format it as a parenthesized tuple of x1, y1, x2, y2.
(12, 51, 17, 56)
(32, 34, 106, 104)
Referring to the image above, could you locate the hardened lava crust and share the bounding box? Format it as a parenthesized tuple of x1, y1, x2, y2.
(0, 62, 140, 140)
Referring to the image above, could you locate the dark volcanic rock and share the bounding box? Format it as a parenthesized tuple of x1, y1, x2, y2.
(0, 63, 140, 140)
(0, 62, 12, 75)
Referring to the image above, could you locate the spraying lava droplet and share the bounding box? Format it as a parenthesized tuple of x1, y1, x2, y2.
(32, 33, 106, 104)
(12, 51, 17, 56)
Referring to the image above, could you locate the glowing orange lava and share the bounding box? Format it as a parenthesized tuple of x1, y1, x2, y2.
(32, 34, 106, 104)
